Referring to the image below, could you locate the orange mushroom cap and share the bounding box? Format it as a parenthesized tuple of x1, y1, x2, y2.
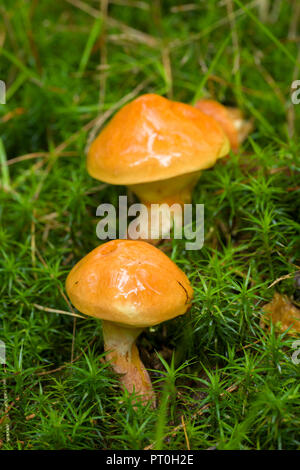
(87, 94, 230, 185)
(195, 99, 240, 152)
(65, 239, 193, 328)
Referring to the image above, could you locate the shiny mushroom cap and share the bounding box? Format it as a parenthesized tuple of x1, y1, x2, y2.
(65, 239, 193, 328)
(87, 94, 230, 185)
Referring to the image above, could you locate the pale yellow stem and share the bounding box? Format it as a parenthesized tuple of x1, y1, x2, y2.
(102, 320, 156, 407)
(127, 171, 201, 243)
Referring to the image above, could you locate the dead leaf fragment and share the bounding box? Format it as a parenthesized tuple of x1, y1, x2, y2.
(25, 414, 36, 421)
(261, 292, 300, 336)
(1, 108, 25, 123)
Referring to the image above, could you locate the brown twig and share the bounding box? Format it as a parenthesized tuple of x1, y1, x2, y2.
(65, 0, 158, 47)
(6, 151, 77, 166)
(268, 273, 294, 289)
(33, 303, 85, 319)
(181, 415, 190, 450)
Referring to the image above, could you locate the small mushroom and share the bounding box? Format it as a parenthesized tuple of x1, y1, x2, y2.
(195, 99, 253, 153)
(87, 94, 230, 242)
(65, 239, 193, 406)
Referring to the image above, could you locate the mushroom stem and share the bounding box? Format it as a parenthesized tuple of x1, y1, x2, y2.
(102, 320, 156, 406)
(128, 171, 201, 243)
(128, 201, 184, 244)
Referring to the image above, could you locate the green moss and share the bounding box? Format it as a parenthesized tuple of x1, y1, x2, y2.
(0, 0, 299, 450)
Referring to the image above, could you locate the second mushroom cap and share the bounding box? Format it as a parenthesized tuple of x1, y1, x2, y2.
(87, 93, 230, 186)
(66, 239, 193, 328)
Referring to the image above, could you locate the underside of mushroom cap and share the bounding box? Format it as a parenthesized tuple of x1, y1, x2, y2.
(65, 240, 193, 328)
(87, 94, 230, 185)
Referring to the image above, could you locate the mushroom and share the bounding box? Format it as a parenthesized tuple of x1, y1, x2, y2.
(87, 93, 230, 242)
(65, 239, 193, 406)
(194, 99, 253, 153)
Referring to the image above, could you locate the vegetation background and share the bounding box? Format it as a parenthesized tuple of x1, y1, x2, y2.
(0, 0, 299, 450)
